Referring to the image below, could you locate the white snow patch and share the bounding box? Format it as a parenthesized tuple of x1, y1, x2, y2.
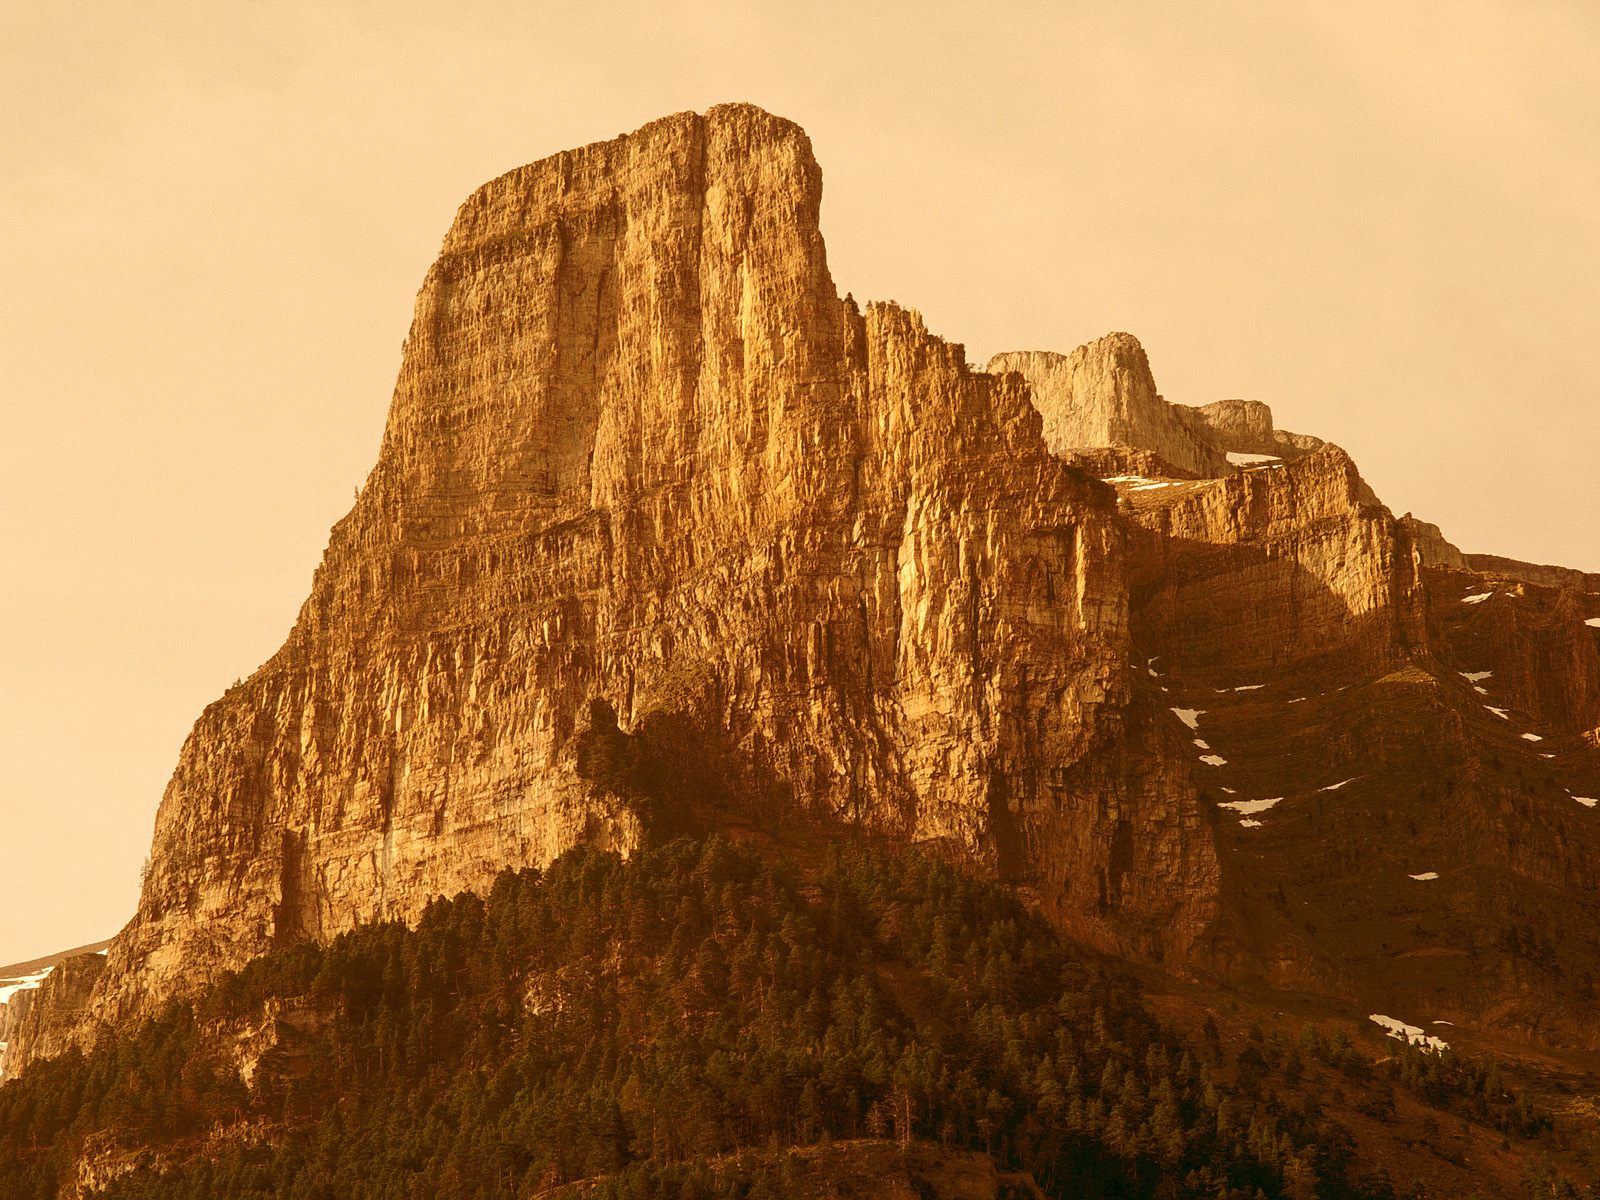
(1171, 707, 1204, 730)
(1408, 872, 1439, 881)
(1485, 706, 1510, 720)
(1220, 787, 1237, 794)
(1288, 697, 1307, 704)
(1319, 778, 1356, 792)
(1130, 481, 1179, 491)
(1474, 686, 1489, 695)
(1520, 732, 1543, 742)
(1238, 819, 1264, 828)
(1461, 592, 1494, 605)
(1218, 797, 1281, 816)
(1227, 451, 1281, 466)
(1460, 670, 1493, 682)
(1147, 667, 1159, 677)
(1199, 754, 1228, 767)
(1540, 753, 1555, 759)
(1369, 1013, 1449, 1051)
(1102, 475, 1153, 484)
(1586, 617, 1600, 628)
(1572, 796, 1598, 808)
(1232, 684, 1265, 692)
(1193, 738, 1211, 750)
(97, 948, 109, 957)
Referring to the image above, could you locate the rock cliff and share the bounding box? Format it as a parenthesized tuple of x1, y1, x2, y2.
(987, 338, 1323, 478)
(13, 104, 1600, 1073)
(18, 106, 1217, 1071)
(989, 337, 1227, 477)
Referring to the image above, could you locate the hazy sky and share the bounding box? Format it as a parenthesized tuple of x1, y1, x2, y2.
(2, 1, 1596, 965)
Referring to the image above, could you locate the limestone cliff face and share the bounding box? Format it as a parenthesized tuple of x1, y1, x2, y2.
(31, 106, 1216, 1065)
(1401, 514, 1467, 570)
(0, 951, 103, 1080)
(1182, 398, 1325, 461)
(989, 337, 1229, 477)
(1120, 447, 1427, 679)
(989, 338, 1325, 480)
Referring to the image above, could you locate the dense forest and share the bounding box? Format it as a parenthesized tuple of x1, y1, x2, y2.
(0, 836, 1585, 1199)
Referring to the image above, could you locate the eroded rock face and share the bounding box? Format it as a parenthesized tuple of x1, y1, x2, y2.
(1184, 398, 1325, 461)
(16, 106, 1218, 1071)
(988, 339, 1325, 480)
(1095, 451, 1600, 1046)
(0, 951, 103, 1080)
(1120, 447, 1427, 680)
(990, 337, 1229, 478)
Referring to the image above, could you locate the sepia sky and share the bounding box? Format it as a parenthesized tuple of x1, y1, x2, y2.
(2, 1, 1596, 965)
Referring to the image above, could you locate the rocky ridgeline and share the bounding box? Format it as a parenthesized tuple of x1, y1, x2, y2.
(11, 105, 1600, 1074)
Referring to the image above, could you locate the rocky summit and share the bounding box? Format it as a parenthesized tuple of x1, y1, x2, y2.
(7, 104, 1600, 1086)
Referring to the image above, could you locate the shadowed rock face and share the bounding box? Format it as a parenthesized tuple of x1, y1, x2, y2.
(14, 104, 1600, 1073)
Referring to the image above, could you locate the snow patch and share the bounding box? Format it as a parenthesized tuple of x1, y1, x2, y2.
(1288, 697, 1307, 704)
(1199, 754, 1228, 767)
(1460, 670, 1493, 682)
(1170, 707, 1203, 730)
(1461, 592, 1493, 605)
(1484, 706, 1510, 720)
(1238, 819, 1264, 828)
(1369, 1013, 1449, 1052)
(1520, 732, 1543, 743)
(1218, 797, 1281, 816)
(1572, 796, 1598, 809)
(1319, 778, 1356, 792)
(1227, 452, 1281, 466)
(1193, 738, 1210, 750)
(1586, 617, 1600, 628)
(1408, 872, 1439, 881)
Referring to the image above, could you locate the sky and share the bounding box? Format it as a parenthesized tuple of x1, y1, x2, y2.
(1, 0, 1596, 966)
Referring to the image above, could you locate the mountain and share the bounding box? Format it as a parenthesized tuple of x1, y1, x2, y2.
(6, 103, 1599, 1166)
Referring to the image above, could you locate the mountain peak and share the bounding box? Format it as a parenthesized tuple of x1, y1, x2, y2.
(12, 107, 1600, 1089)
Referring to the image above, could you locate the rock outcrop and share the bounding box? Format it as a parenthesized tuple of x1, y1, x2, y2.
(0, 950, 104, 1081)
(988, 339, 1324, 479)
(1183, 398, 1325, 461)
(989, 337, 1229, 477)
(1401, 514, 1467, 570)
